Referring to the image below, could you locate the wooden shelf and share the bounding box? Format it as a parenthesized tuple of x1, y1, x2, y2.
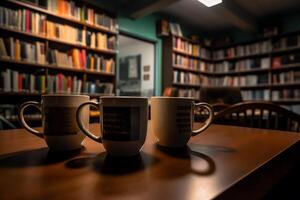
(172, 83, 201, 88)
(272, 99, 300, 104)
(271, 63, 300, 72)
(214, 68, 270, 76)
(271, 45, 300, 54)
(173, 48, 212, 62)
(213, 52, 270, 62)
(7, 0, 118, 35)
(240, 84, 270, 90)
(0, 58, 115, 76)
(0, 26, 117, 55)
(271, 82, 300, 88)
(173, 65, 214, 75)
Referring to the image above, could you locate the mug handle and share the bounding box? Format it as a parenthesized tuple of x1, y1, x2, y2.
(76, 101, 102, 143)
(191, 102, 214, 136)
(18, 101, 44, 138)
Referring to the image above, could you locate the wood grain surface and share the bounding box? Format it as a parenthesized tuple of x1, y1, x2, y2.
(0, 123, 299, 200)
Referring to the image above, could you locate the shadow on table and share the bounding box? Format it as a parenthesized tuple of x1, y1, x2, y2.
(66, 151, 160, 175)
(0, 147, 83, 167)
(153, 144, 216, 178)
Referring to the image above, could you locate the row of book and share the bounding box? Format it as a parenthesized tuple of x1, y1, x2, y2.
(213, 41, 271, 60)
(201, 75, 269, 87)
(172, 37, 211, 58)
(1, 69, 46, 93)
(272, 89, 300, 100)
(0, 69, 114, 94)
(273, 35, 300, 50)
(0, 37, 46, 64)
(272, 71, 300, 84)
(0, 37, 115, 73)
(272, 53, 300, 68)
(46, 0, 117, 32)
(0, 6, 46, 35)
(0, 5, 116, 50)
(241, 90, 270, 101)
(172, 54, 214, 72)
(86, 31, 116, 50)
(213, 58, 270, 73)
(173, 71, 200, 85)
(163, 87, 200, 98)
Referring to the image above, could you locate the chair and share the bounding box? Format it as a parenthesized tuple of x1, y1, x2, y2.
(214, 101, 300, 132)
(199, 87, 243, 105)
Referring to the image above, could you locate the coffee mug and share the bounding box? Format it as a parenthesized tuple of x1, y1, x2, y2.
(18, 94, 90, 151)
(151, 97, 214, 147)
(76, 96, 149, 156)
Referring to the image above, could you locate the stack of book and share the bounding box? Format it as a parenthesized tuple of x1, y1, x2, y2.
(0, 69, 45, 93)
(240, 74, 269, 86)
(83, 80, 113, 94)
(46, 21, 86, 45)
(273, 35, 299, 50)
(242, 90, 270, 101)
(272, 53, 300, 68)
(46, 0, 117, 32)
(178, 88, 200, 98)
(173, 71, 200, 85)
(173, 37, 192, 54)
(0, 37, 46, 64)
(47, 74, 82, 94)
(272, 71, 300, 84)
(202, 76, 239, 87)
(0, 6, 46, 35)
(272, 89, 300, 100)
(213, 40, 271, 60)
(86, 54, 115, 73)
(86, 31, 116, 50)
(47, 48, 86, 69)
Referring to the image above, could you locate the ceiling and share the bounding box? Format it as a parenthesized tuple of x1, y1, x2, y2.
(159, 0, 300, 32)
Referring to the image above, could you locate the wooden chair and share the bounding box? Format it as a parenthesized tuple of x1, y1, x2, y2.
(199, 87, 243, 105)
(214, 101, 300, 132)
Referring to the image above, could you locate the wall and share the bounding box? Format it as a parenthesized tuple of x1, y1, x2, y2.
(118, 35, 155, 96)
(118, 14, 163, 96)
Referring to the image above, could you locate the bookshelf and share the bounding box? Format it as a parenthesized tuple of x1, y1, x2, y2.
(162, 31, 300, 114)
(0, 0, 119, 126)
(163, 35, 213, 99)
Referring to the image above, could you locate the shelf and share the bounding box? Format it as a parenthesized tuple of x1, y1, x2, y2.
(0, 58, 115, 77)
(172, 83, 200, 88)
(271, 45, 300, 54)
(240, 84, 270, 90)
(172, 35, 211, 49)
(173, 48, 212, 62)
(271, 63, 300, 72)
(271, 82, 300, 88)
(0, 27, 117, 55)
(7, 0, 118, 35)
(213, 52, 270, 62)
(173, 65, 214, 76)
(272, 99, 300, 104)
(0, 91, 114, 97)
(214, 68, 270, 76)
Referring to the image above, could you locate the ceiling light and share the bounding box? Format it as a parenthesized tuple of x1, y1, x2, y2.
(198, 0, 222, 7)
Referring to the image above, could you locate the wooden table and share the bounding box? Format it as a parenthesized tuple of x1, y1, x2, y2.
(0, 123, 299, 200)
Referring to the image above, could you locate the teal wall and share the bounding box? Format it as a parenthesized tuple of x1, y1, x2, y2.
(118, 14, 163, 96)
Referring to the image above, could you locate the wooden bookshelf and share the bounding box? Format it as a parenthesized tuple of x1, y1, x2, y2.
(0, 0, 118, 126)
(163, 31, 300, 113)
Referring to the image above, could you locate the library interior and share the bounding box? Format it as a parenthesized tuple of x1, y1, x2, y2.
(0, 0, 300, 199)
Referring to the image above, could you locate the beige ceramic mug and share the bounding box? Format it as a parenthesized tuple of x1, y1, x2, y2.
(151, 97, 214, 147)
(76, 96, 149, 156)
(18, 94, 90, 151)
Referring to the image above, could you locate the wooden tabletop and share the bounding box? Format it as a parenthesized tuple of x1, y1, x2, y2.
(0, 123, 299, 200)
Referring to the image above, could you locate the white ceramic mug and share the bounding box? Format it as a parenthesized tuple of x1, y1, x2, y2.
(76, 96, 149, 156)
(151, 97, 214, 147)
(18, 94, 90, 151)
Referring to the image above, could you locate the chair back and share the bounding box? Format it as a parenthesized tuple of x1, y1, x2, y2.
(214, 101, 300, 132)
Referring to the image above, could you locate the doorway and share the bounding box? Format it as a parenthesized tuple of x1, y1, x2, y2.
(117, 34, 155, 97)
